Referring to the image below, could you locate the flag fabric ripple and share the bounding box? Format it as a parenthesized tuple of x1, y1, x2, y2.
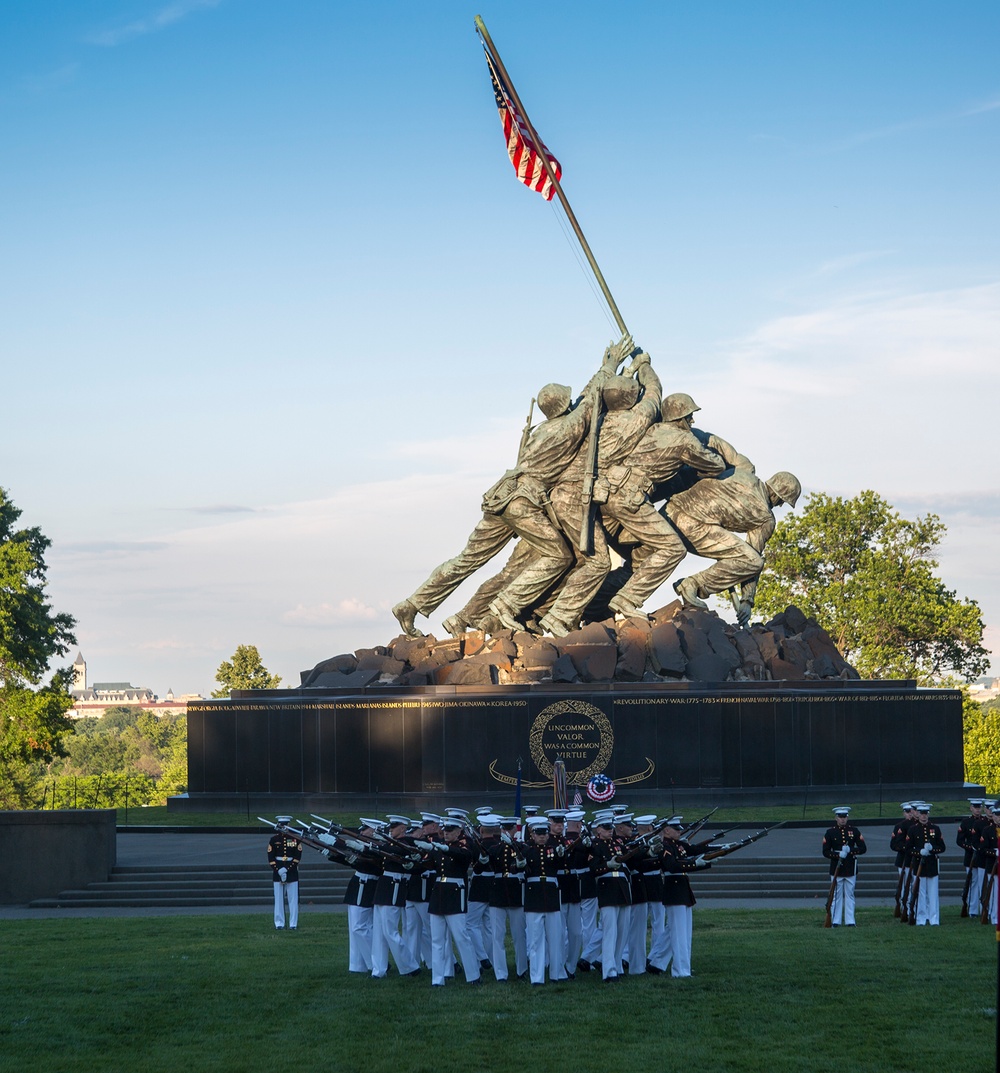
(484, 46, 562, 201)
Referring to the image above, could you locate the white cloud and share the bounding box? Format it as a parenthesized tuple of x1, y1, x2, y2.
(86, 0, 221, 47)
(281, 599, 380, 627)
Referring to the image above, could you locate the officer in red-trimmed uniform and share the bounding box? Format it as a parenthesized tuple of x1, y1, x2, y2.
(416, 818, 482, 987)
(267, 816, 303, 930)
(822, 806, 867, 927)
(589, 816, 631, 982)
(651, 816, 710, 977)
(903, 803, 946, 926)
(522, 816, 568, 985)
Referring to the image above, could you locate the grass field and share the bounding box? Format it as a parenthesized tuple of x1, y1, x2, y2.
(2, 909, 996, 1073)
(115, 800, 980, 829)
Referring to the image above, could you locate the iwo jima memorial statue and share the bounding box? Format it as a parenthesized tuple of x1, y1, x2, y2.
(180, 18, 963, 813)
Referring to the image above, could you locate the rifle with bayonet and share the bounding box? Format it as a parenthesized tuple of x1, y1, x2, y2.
(980, 860, 997, 925)
(893, 868, 905, 919)
(960, 866, 973, 918)
(577, 334, 634, 554)
(676, 807, 720, 844)
(908, 858, 924, 927)
(899, 865, 914, 924)
(697, 822, 786, 862)
(311, 814, 416, 857)
(824, 860, 842, 929)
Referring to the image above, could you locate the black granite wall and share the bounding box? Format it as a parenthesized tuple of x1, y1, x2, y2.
(186, 682, 963, 796)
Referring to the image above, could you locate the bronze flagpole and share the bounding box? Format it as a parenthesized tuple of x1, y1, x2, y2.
(474, 15, 629, 339)
(475, 15, 633, 553)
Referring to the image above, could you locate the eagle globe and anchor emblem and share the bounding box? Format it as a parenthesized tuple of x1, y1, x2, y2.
(488, 698, 654, 789)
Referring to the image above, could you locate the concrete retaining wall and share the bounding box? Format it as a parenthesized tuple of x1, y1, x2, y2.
(0, 810, 116, 904)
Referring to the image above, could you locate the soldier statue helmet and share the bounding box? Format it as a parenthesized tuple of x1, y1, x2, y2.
(537, 382, 573, 419)
(765, 471, 802, 508)
(662, 392, 701, 422)
(602, 375, 640, 411)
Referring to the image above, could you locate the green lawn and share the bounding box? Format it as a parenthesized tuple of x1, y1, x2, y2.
(1, 909, 995, 1073)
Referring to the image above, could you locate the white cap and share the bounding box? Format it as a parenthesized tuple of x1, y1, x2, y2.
(386, 814, 411, 827)
(634, 814, 657, 826)
(832, 807, 851, 816)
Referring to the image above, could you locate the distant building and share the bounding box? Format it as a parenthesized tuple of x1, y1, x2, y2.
(969, 676, 999, 702)
(68, 652, 202, 718)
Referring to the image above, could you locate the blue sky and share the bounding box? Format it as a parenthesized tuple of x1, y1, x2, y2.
(2, 1, 997, 695)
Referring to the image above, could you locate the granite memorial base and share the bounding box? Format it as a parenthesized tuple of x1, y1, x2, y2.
(172, 679, 966, 814)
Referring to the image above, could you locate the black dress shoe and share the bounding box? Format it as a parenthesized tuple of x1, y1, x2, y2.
(576, 959, 591, 973)
(646, 962, 663, 975)
(403, 968, 422, 977)
(480, 959, 492, 972)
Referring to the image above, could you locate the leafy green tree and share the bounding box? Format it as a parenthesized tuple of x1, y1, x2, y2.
(212, 644, 282, 697)
(0, 487, 77, 806)
(963, 698, 1000, 793)
(755, 490, 988, 683)
(49, 705, 188, 804)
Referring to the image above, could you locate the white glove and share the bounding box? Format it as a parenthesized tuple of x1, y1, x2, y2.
(413, 840, 435, 851)
(321, 848, 331, 858)
(608, 857, 623, 869)
(692, 855, 711, 869)
(343, 837, 366, 853)
(920, 844, 933, 857)
(839, 846, 850, 860)
(555, 843, 566, 857)
(278, 867, 288, 881)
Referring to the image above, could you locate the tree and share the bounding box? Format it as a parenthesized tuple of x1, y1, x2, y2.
(212, 644, 282, 697)
(754, 490, 988, 683)
(48, 705, 189, 804)
(0, 487, 77, 807)
(963, 697, 1000, 794)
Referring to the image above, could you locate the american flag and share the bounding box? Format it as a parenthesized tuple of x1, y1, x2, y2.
(484, 45, 562, 201)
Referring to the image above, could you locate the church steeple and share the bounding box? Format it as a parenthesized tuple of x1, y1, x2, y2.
(72, 651, 87, 692)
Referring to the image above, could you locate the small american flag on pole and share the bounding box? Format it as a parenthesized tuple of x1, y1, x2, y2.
(483, 45, 562, 201)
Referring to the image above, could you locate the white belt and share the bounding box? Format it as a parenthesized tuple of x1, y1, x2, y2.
(527, 876, 559, 884)
(356, 873, 378, 881)
(438, 877, 464, 885)
(384, 871, 405, 880)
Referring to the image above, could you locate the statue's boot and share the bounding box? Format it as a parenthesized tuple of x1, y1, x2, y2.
(441, 614, 469, 638)
(488, 597, 527, 634)
(392, 599, 425, 639)
(607, 593, 649, 622)
(539, 611, 577, 638)
(673, 577, 708, 610)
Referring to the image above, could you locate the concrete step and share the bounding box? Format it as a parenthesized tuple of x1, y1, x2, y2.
(27, 856, 972, 910)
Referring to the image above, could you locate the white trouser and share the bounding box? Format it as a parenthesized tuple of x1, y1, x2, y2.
(273, 881, 298, 929)
(831, 874, 857, 925)
(627, 901, 648, 973)
(581, 897, 602, 962)
(430, 913, 480, 986)
(915, 875, 940, 926)
(991, 876, 999, 925)
(663, 904, 693, 977)
(371, 904, 418, 977)
(968, 867, 984, 917)
(648, 903, 671, 970)
(599, 905, 628, 979)
(525, 911, 567, 984)
(467, 899, 492, 962)
(404, 901, 432, 968)
(347, 904, 372, 971)
(489, 906, 527, 979)
(562, 902, 583, 974)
